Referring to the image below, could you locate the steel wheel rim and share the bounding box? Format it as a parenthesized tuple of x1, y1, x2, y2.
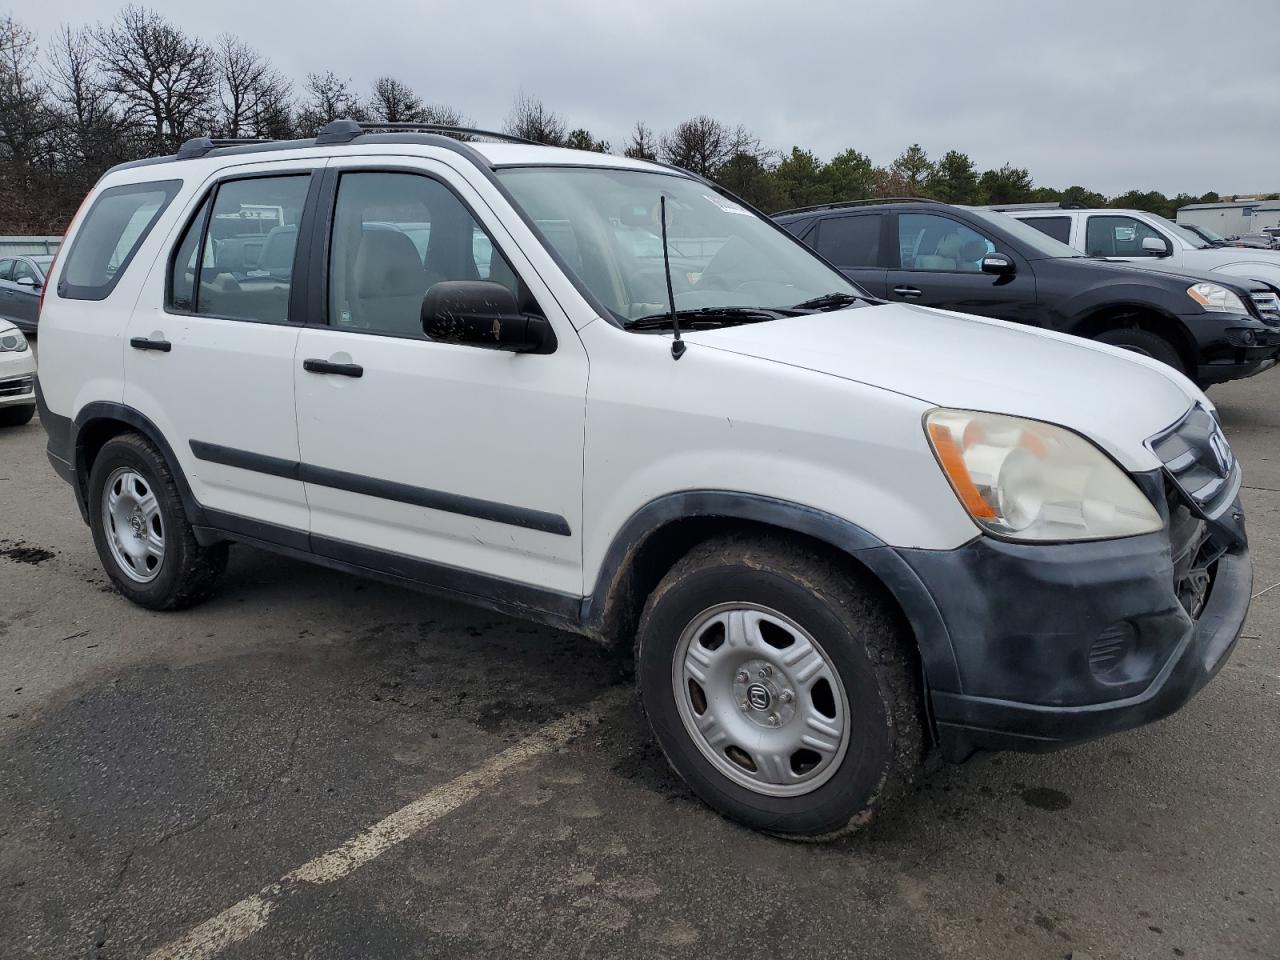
(671, 602, 851, 797)
(101, 466, 165, 584)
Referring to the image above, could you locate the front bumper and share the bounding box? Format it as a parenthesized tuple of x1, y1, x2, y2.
(898, 484, 1252, 761)
(0, 352, 36, 408)
(1183, 310, 1280, 386)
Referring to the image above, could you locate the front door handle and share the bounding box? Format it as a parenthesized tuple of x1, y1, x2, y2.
(303, 358, 363, 378)
(892, 285, 923, 299)
(130, 337, 172, 352)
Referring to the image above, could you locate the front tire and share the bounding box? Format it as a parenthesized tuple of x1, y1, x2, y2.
(635, 534, 924, 839)
(88, 433, 228, 610)
(1095, 327, 1186, 376)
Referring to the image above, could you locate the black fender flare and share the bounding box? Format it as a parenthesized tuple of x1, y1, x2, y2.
(580, 490, 962, 695)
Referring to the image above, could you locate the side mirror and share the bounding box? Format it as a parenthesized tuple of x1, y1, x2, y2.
(15, 275, 36, 287)
(980, 253, 1015, 276)
(1141, 236, 1170, 256)
(421, 281, 555, 354)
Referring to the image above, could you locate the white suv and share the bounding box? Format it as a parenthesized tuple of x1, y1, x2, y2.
(36, 121, 1253, 838)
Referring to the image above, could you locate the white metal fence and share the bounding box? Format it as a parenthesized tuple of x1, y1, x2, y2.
(0, 236, 62, 256)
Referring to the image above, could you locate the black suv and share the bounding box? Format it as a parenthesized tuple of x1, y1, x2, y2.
(774, 200, 1280, 388)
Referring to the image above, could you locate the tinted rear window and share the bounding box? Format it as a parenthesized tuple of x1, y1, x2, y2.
(59, 180, 181, 300)
(1021, 216, 1072, 244)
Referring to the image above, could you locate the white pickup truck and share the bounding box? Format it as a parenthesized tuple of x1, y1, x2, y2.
(1007, 206, 1280, 300)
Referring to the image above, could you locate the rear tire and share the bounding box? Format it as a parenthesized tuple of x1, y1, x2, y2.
(1095, 328, 1186, 375)
(0, 404, 35, 427)
(88, 433, 228, 610)
(635, 534, 924, 840)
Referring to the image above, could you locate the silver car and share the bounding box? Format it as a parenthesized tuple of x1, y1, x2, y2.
(0, 254, 53, 332)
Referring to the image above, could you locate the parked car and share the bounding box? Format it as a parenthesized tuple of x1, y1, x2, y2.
(774, 199, 1280, 387)
(0, 255, 54, 333)
(1004, 205, 1280, 293)
(1227, 233, 1280, 250)
(37, 121, 1252, 839)
(0, 319, 36, 426)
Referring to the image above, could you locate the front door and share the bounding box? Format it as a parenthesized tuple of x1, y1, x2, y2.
(293, 160, 589, 597)
(884, 211, 1038, 326)
(123, 163, 319, 540)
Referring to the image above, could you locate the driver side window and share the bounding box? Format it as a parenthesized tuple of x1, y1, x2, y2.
(1085, 216, 1167, 257)
(328, 171, 521, 339)
(898, 214, 996, 273)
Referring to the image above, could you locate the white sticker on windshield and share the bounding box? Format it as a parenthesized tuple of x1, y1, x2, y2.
(704, 194, 751, 216)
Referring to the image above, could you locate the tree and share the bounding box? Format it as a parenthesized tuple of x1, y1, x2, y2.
(296, 70, 364, 133)
(1110, 189, 1173, 218)
(1059, 184, 1106, 208)
(624, 121, 657, 161)
(93, 6, 216, 150)
(369, 76, 425, 123)
(564, 128, 609, 152)
(890, 143, 933, 196)
(927, 150, 979, 204)
(774, 147, 830, 210)
(979, 163, 1034, 204)
(715, 151, 784, 212)
(0, 15, 56, 182)
(822, 148, 876, 202)
(504, 92, 565, 145)
(214, 34, 290, 138)
(661, 116, 763, 178)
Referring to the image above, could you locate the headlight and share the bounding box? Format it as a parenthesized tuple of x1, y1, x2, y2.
(1187, 282, 1249, 315)
(924, 409, 1163, 542)
(0, 329, 28, 352)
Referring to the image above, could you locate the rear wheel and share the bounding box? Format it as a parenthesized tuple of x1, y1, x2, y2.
(635, 534, 924, 839)
(1095, 327, 1186, 376)
(0, 404, 35, 427)
(88, 433, 228, 610)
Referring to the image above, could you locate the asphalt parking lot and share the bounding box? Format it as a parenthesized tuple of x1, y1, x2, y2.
(1, 373, 1277, 960)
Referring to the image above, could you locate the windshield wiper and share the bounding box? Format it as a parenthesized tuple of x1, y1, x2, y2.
(790, 292, 864, 311)
(625, 307, 787, 330)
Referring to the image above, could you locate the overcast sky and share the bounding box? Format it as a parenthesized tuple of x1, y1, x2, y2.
(26, 0, 1280, 195)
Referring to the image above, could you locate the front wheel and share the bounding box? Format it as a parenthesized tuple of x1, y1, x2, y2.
(1095, 328, 1186, 376)
(635, 535, 924, 839)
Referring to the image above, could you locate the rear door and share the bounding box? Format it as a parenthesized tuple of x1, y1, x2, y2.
(806, 213, 888, 295)
(123, 161, 320, 540)
(292, 158, 589, 597)
(884, 211, 1038, 325)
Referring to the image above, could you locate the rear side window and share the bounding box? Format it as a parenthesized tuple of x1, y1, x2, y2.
(1022, 216, 1071, 244)
(813, 214, 881, 267)
(168, 174, 311, 323)
(59, 181, 181, 300)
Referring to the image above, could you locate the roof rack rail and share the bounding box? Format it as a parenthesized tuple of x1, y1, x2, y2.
(175, 136, 276, 160)
(315, 118, 538, 146)
(773, 197, 943, 217)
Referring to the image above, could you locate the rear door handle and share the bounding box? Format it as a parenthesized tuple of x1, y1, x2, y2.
(303, 358, 363, 378)
(130, 337, 172, 352)
(892, 285, 923, 299)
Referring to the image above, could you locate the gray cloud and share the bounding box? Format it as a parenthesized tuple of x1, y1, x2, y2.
(28, 0, 1280, 195)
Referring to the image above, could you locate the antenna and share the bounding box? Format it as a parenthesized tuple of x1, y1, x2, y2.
(660, 195, 685, 361)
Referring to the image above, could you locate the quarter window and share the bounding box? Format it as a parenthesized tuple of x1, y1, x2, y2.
(1022, 216, 1072, 244)
(58, 180, 181, 300)
(327, 172, 521, 339)
(813, 215, 881, 267)
(898, 213, 996, 272)
(1085, 215, 1167, 257)
(169, 175, 310, 323)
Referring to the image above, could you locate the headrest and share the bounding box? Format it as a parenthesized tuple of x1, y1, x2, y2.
(354, 229, 425, 298)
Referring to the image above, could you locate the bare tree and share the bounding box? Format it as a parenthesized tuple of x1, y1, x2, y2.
(0, 15, 57, 180)
(624, 121, 657, 160)
(369, 76, 425, 123)
(296, 70, 364, 133)
(660, 116, 763, 177)
(93, 6, 217, 150)
(503, 92, 564, 145)
(45, 24, 130, 194)
(214, 34, 290, 139)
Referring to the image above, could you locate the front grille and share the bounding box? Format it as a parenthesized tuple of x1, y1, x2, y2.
(1148, 404, 1239, 518)
(1251, 291, 1280, 323)
(0, 375, 33, 398)
(1165, 488, 1224, 618)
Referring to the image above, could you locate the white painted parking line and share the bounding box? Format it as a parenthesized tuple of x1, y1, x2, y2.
(1252, 580, 1279, 600)
(145, 688, 628, 960)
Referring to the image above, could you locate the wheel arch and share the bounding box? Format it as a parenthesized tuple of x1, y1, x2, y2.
(1068, 303, 1198, 375)
(580, 491, 962, 700)
(71, 402, 208, 531)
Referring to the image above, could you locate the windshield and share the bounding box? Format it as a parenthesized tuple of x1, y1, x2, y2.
(1186, 223, 1223, 242)
(1149, 214, 1211, 249)
(966, 208, 1082, 259)
(495, 166, 859, 323)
